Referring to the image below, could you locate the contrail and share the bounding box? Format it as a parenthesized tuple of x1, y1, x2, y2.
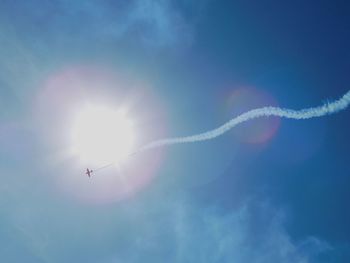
(138, 90, 350, 151)
(94, 89, 350, 172)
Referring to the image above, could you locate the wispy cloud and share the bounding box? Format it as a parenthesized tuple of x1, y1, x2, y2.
(170, 201, 330, 263)
(0, 182, 333, 263)
(125, 0, 201, 47)
(0, 0, 203, 48)
(103, 199, 331, 263)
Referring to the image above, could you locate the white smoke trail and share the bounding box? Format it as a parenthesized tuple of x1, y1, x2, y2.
(138, 90, 350, 152)
(94, 90, 350, 172)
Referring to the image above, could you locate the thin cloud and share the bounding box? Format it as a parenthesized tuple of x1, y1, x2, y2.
(0, 0, 201, 48)
(171, 201, 330, 263)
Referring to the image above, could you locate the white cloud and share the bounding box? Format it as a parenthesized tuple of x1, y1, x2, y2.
(0, 0, 204, 49)
(53, 0, 198, 48)
(125, 0, 194, 47)
(100, 199, 331, 263)
(155, 200, 329, 263)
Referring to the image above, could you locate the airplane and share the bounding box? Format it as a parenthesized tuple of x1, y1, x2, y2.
(85, 168, 93, 178)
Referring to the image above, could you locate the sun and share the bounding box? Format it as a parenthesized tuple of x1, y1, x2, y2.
(71, 104, 135, 166)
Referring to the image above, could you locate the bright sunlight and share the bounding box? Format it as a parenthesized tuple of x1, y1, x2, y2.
(71, 104, 135, 166)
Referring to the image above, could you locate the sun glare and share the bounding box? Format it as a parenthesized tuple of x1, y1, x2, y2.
(71, 105, 135, 166)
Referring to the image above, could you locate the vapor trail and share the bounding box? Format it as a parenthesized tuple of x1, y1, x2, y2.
(94, 90, 350, 172)
(138, 90, 350, 152)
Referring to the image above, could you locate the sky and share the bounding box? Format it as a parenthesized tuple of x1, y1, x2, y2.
(0, 0, 350, 262)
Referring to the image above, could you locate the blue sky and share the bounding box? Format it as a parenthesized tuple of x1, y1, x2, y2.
(0, 0, 350, 262)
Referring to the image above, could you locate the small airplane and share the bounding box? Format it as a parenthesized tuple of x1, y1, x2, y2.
(85, 168, 93, 178)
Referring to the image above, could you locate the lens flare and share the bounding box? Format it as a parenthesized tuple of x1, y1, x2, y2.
(225, 87, 280, 144)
